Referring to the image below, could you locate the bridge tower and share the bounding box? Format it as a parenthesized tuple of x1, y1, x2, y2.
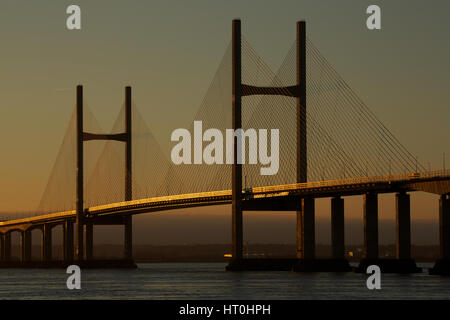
(430, 193, 450, 275)
(230, 19, 309, 265)
(75, 85, 133, 261)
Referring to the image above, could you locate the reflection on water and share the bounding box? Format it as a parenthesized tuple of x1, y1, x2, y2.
(0, 263, 449, 299)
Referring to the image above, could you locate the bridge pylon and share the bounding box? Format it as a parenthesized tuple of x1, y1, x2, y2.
(227, 19, 343, 271)
(75, 85, 133, 262)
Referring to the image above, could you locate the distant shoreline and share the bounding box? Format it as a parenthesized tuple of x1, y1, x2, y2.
(5, 243, 441, 263)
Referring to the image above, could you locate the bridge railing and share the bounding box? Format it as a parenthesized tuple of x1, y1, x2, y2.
(252, 169, 450, 195)
(89, 189, 233, 213)
(90, 169, 450, 213)
(3, 170, 449, 223)
(91, 169, 450, 211)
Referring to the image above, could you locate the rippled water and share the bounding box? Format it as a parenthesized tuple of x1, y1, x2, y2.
(0, 263, 449, 299)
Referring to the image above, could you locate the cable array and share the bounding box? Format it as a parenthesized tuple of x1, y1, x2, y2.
(25, 34, 424, 218)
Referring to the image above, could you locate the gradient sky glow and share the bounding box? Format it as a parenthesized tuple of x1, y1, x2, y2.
(1, 0, 449, 244)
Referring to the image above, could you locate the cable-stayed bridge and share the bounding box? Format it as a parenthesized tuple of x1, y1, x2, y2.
(1, 20, 449, 274)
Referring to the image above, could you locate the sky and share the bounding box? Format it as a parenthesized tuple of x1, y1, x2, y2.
(0, 0, 449, 245)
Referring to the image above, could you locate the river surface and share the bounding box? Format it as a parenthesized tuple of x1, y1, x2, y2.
(0, 262, 449, 299)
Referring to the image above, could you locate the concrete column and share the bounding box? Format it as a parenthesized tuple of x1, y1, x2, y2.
(231, 19, 243, 262)
(363, 192, 378, 259)
(0, 234, 4, 261)
(63, 221, 74, 262)
(125, 86, 132, 202)
(331, 196, 345, 259)
(85, 223, 93, 260)
(4, 233, 11, 262)
(124, 216, 132, 259)
(295, 20, 308, 261)
(296, 205, 302, 258)
(43, 224, 52, 261)
(19, 231, 25, 262)
(24, 230, 31, 262)
(295, 20, 313, 261)
(396, 192, 411, 259)
(76, 221, 84, 261)
(76, 85, 84, 261)
(297, 197, 315, 259)
(439, 194, 450, 260)
(296, 20, 307, 182)
(40, 227, 45, 261)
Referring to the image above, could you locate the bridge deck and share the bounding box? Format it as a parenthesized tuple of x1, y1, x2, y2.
(1, 170, 449, 230)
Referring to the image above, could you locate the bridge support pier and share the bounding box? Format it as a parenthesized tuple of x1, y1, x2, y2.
(42, 224, 52, 262)
(3, 233, 11, 262)
(331, 196, 345, 259)
(396, 192, 411, 259)
(356, 193, 379, 272)
(357, 192, 421, 273)
(124, 216, 132, 260)
(20, 231, 26, 262)
(430, 194, 450, 275)
(85, 223, 93, 260)
(23, 230, 32, 262)
(393, 192, 421, 272)
(0, 233, 12, 262)
(0, 234, 3, 261)
(292, 197, 351, 272)
(75, 222, 84, 261)
(296, 197, 315, 260)
(363, 192, 378, 259)
(63, 221, 74, 262)
(439, 194, 450, 260)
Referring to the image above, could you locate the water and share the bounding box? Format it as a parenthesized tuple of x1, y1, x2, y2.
(0, 263, 449, 299)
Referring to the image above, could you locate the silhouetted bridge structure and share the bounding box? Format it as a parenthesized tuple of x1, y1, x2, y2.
(1, 20, 449, 275)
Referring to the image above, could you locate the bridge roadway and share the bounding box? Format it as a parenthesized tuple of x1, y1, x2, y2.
(1, 170, 450, 274)
(1, 170, 449, 231)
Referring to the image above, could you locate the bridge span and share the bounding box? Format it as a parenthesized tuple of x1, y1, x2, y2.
(1, 19, 449, 275)
(1, 170, 450, 274)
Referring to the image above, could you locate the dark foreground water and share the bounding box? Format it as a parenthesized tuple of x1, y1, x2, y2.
(0, 263, 449, 299)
